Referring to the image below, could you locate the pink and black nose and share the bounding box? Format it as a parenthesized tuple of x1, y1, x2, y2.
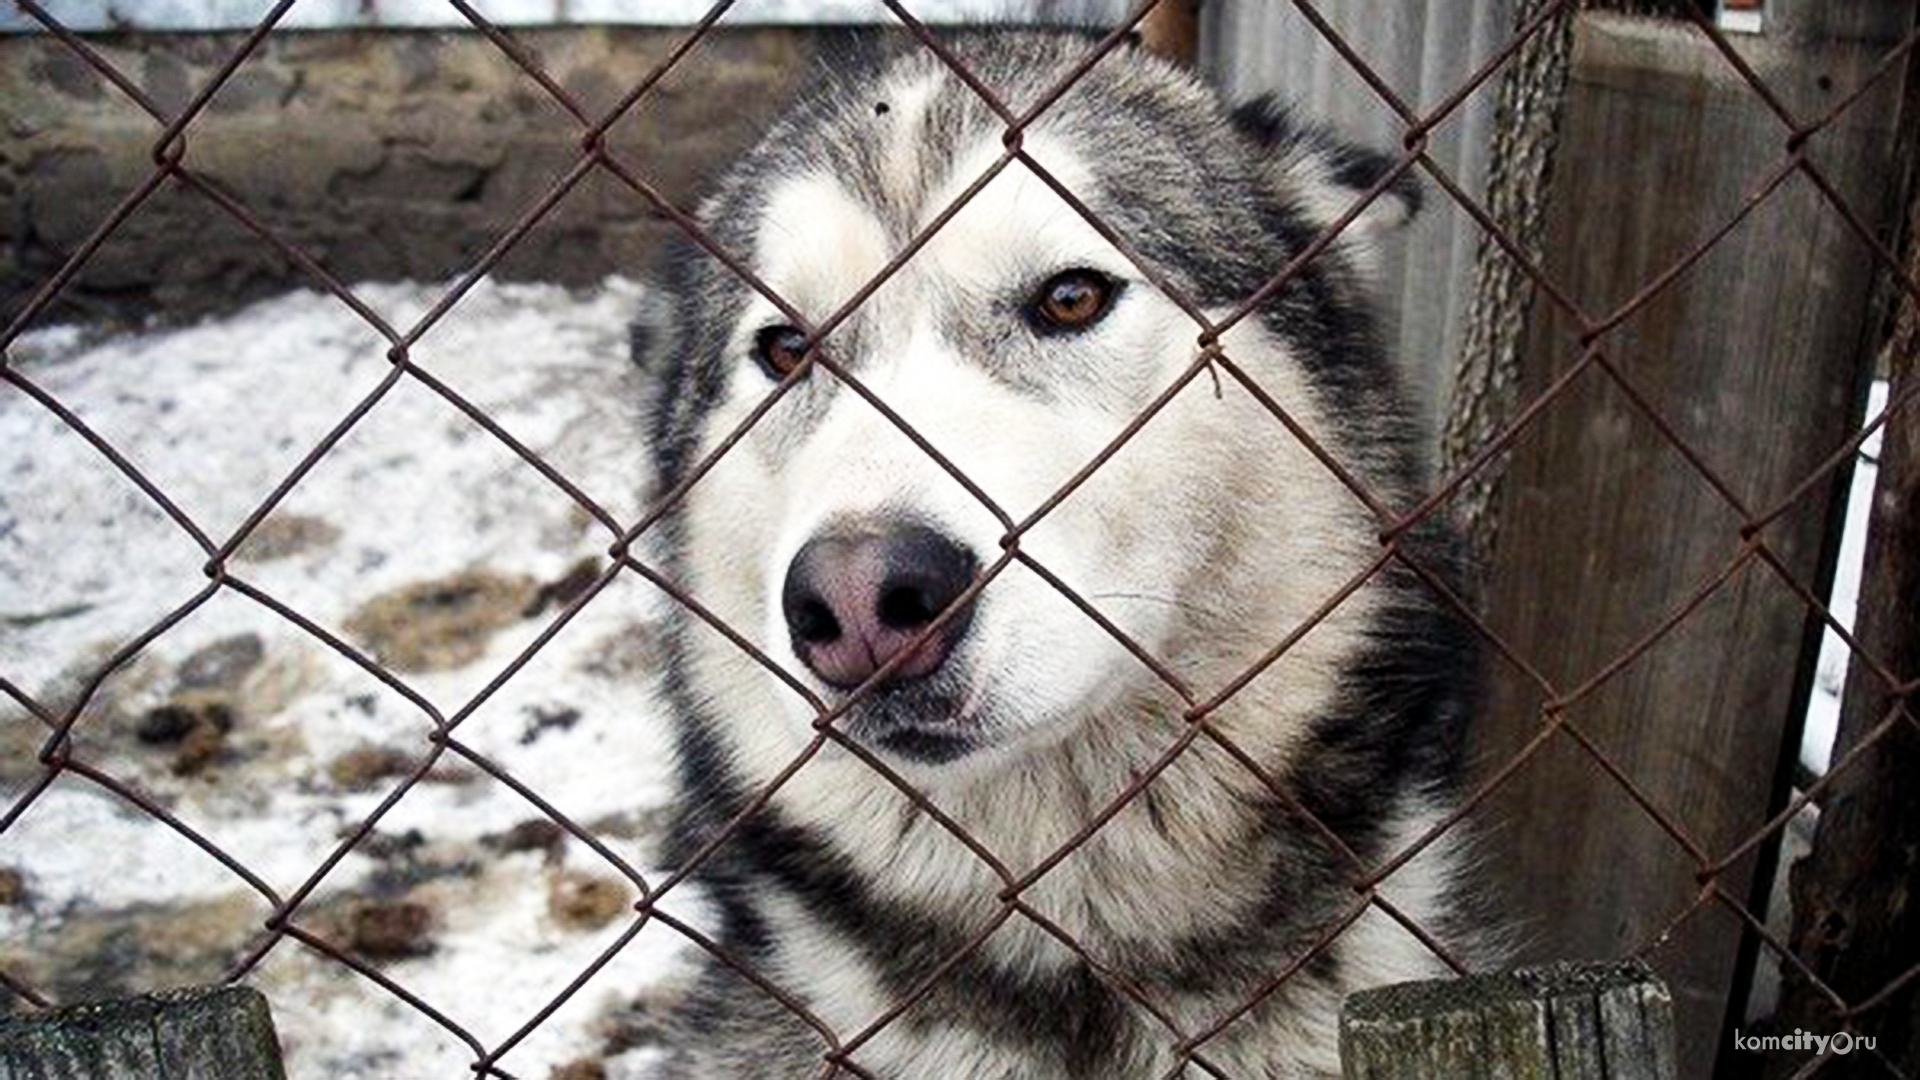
(781, 523, 979, 690)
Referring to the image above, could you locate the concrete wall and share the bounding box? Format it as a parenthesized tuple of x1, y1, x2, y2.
(6, 12, 1484, 338)
(2, 26, 866, 324)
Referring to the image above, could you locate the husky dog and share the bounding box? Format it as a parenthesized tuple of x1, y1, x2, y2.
(640, 31, 1478, 1080)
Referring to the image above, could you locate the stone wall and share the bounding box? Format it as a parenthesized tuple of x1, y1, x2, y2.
(2, 26, 870, 325)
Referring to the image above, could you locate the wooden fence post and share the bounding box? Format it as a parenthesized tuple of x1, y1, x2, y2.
(1342, 961, 1677, 1079)
(0, 985, 286, 1080)
(1766, 184, 1920, 1078)
(1460, 4, 1918, 1077)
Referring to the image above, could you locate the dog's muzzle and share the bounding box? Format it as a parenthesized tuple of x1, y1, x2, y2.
(781, 521, 978, 691)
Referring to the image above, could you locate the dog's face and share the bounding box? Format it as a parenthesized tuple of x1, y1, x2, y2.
(647, 36, 1418, 781)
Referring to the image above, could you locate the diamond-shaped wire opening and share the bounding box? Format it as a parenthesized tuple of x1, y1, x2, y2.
(314, 570, 690, 1070)
(325, 737, 688, 1077)
(1493, 168, 1895, 529)
(0, 776, 282, 990)
(23, 294, 406, 545)
(1679, 17, 1920, 316)
(10, 592, 441, 886)
(225, 381, 614, 685)
(241, 939, 492, 1077)
(0, 403, 219, 701)
(266, 917, 505, 1075)
(0, 681, 310, 1008)
(1110, 7, 1584, 571)
(447, 3, 815, 287)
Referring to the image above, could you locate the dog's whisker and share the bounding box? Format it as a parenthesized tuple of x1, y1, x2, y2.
(1086, 590, 1236, 625)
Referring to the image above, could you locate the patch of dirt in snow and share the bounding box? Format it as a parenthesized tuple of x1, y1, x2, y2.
(0, 280, 713, 1078)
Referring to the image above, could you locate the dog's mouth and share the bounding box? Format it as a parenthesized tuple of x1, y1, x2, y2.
(835, 677, 987, 765)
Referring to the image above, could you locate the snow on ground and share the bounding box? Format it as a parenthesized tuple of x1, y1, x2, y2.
(0, 279, 713, 1078)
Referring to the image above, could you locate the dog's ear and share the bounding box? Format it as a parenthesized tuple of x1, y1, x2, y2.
(1230, 96, 1420, 257)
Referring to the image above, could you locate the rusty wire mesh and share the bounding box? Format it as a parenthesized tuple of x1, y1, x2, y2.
(1, 0, 1917, 1076)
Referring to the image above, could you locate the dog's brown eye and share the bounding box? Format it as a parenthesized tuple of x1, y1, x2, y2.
(754, 325, 812, 378)
(1029, 269, 1119, 333)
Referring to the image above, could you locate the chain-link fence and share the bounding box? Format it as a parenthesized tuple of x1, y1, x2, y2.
(2, 1, 1917, 1077)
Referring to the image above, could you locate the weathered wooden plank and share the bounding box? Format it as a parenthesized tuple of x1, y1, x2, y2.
(1465, 4, 1916, 1076)
(1605, 973, 1678, 1080)
(1479, 994, 1554, 1080)
(1420, 1001, 1492, 1079)
(1547, 982, 1606, 1079)
(0, 986, 286, 1080)
(1341, 961, 1676, 1079)
(1768, 186, 1920, 1078)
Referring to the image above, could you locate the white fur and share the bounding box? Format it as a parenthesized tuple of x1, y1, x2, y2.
(660, 59, 1468, 1079)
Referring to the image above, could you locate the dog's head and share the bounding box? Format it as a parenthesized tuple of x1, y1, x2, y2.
(643, 34, 1421, 780)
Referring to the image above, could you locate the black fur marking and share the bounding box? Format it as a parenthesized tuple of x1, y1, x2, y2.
(1292, 556, 1480, 850)
(871, 725, 975, 764)
(1228, 95, 1424, 222)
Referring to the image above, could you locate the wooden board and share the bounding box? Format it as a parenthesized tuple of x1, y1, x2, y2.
(1466, 6, 1916, 1078)
(1769, 193, 1920, 1077)
(1342, 961, 1677, 1079)
(0, 985, 286, 1080)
